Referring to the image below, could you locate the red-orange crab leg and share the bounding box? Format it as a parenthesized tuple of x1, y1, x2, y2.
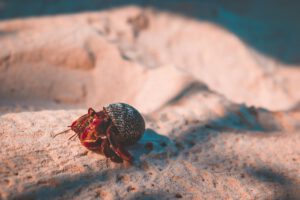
(106, 125, 133, 163)
(100, 138, 123, 163)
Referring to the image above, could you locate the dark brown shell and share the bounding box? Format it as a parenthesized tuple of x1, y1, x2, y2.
(103, 103, 145, 145)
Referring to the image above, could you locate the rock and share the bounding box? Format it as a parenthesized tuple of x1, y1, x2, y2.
(0, 88, 299, 199)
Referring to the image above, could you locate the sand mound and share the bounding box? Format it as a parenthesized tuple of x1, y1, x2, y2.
(1, 6, 300, 112)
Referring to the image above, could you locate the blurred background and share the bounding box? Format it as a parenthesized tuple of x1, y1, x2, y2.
(1, 0, 300, 64)
(0, 0, 300, 113)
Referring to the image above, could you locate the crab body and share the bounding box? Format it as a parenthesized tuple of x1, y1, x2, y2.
(69, 103, 145, 163)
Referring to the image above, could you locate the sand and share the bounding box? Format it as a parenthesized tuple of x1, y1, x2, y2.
(0, 6, 300, 200)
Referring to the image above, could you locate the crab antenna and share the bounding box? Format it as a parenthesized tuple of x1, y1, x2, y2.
(52, 129, 71, 138)
(68, 132, 78, 140)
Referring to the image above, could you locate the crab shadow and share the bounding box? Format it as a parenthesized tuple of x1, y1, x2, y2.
(129, 128, 174, 163)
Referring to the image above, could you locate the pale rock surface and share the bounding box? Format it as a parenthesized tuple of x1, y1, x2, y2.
(0, 88, 300, 199)
(0, 6, 300, 200)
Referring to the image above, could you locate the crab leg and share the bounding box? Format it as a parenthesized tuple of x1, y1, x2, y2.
(106, 125, 133, 163)
(99, 138, 123, 163)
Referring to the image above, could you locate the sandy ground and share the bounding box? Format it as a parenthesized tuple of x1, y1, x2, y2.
(0, 6, 300, 200)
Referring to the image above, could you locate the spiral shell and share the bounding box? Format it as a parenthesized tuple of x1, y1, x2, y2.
(103, 103, 145, 145)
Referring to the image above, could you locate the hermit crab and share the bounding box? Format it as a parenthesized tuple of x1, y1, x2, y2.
(54, 103, 145, 163)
